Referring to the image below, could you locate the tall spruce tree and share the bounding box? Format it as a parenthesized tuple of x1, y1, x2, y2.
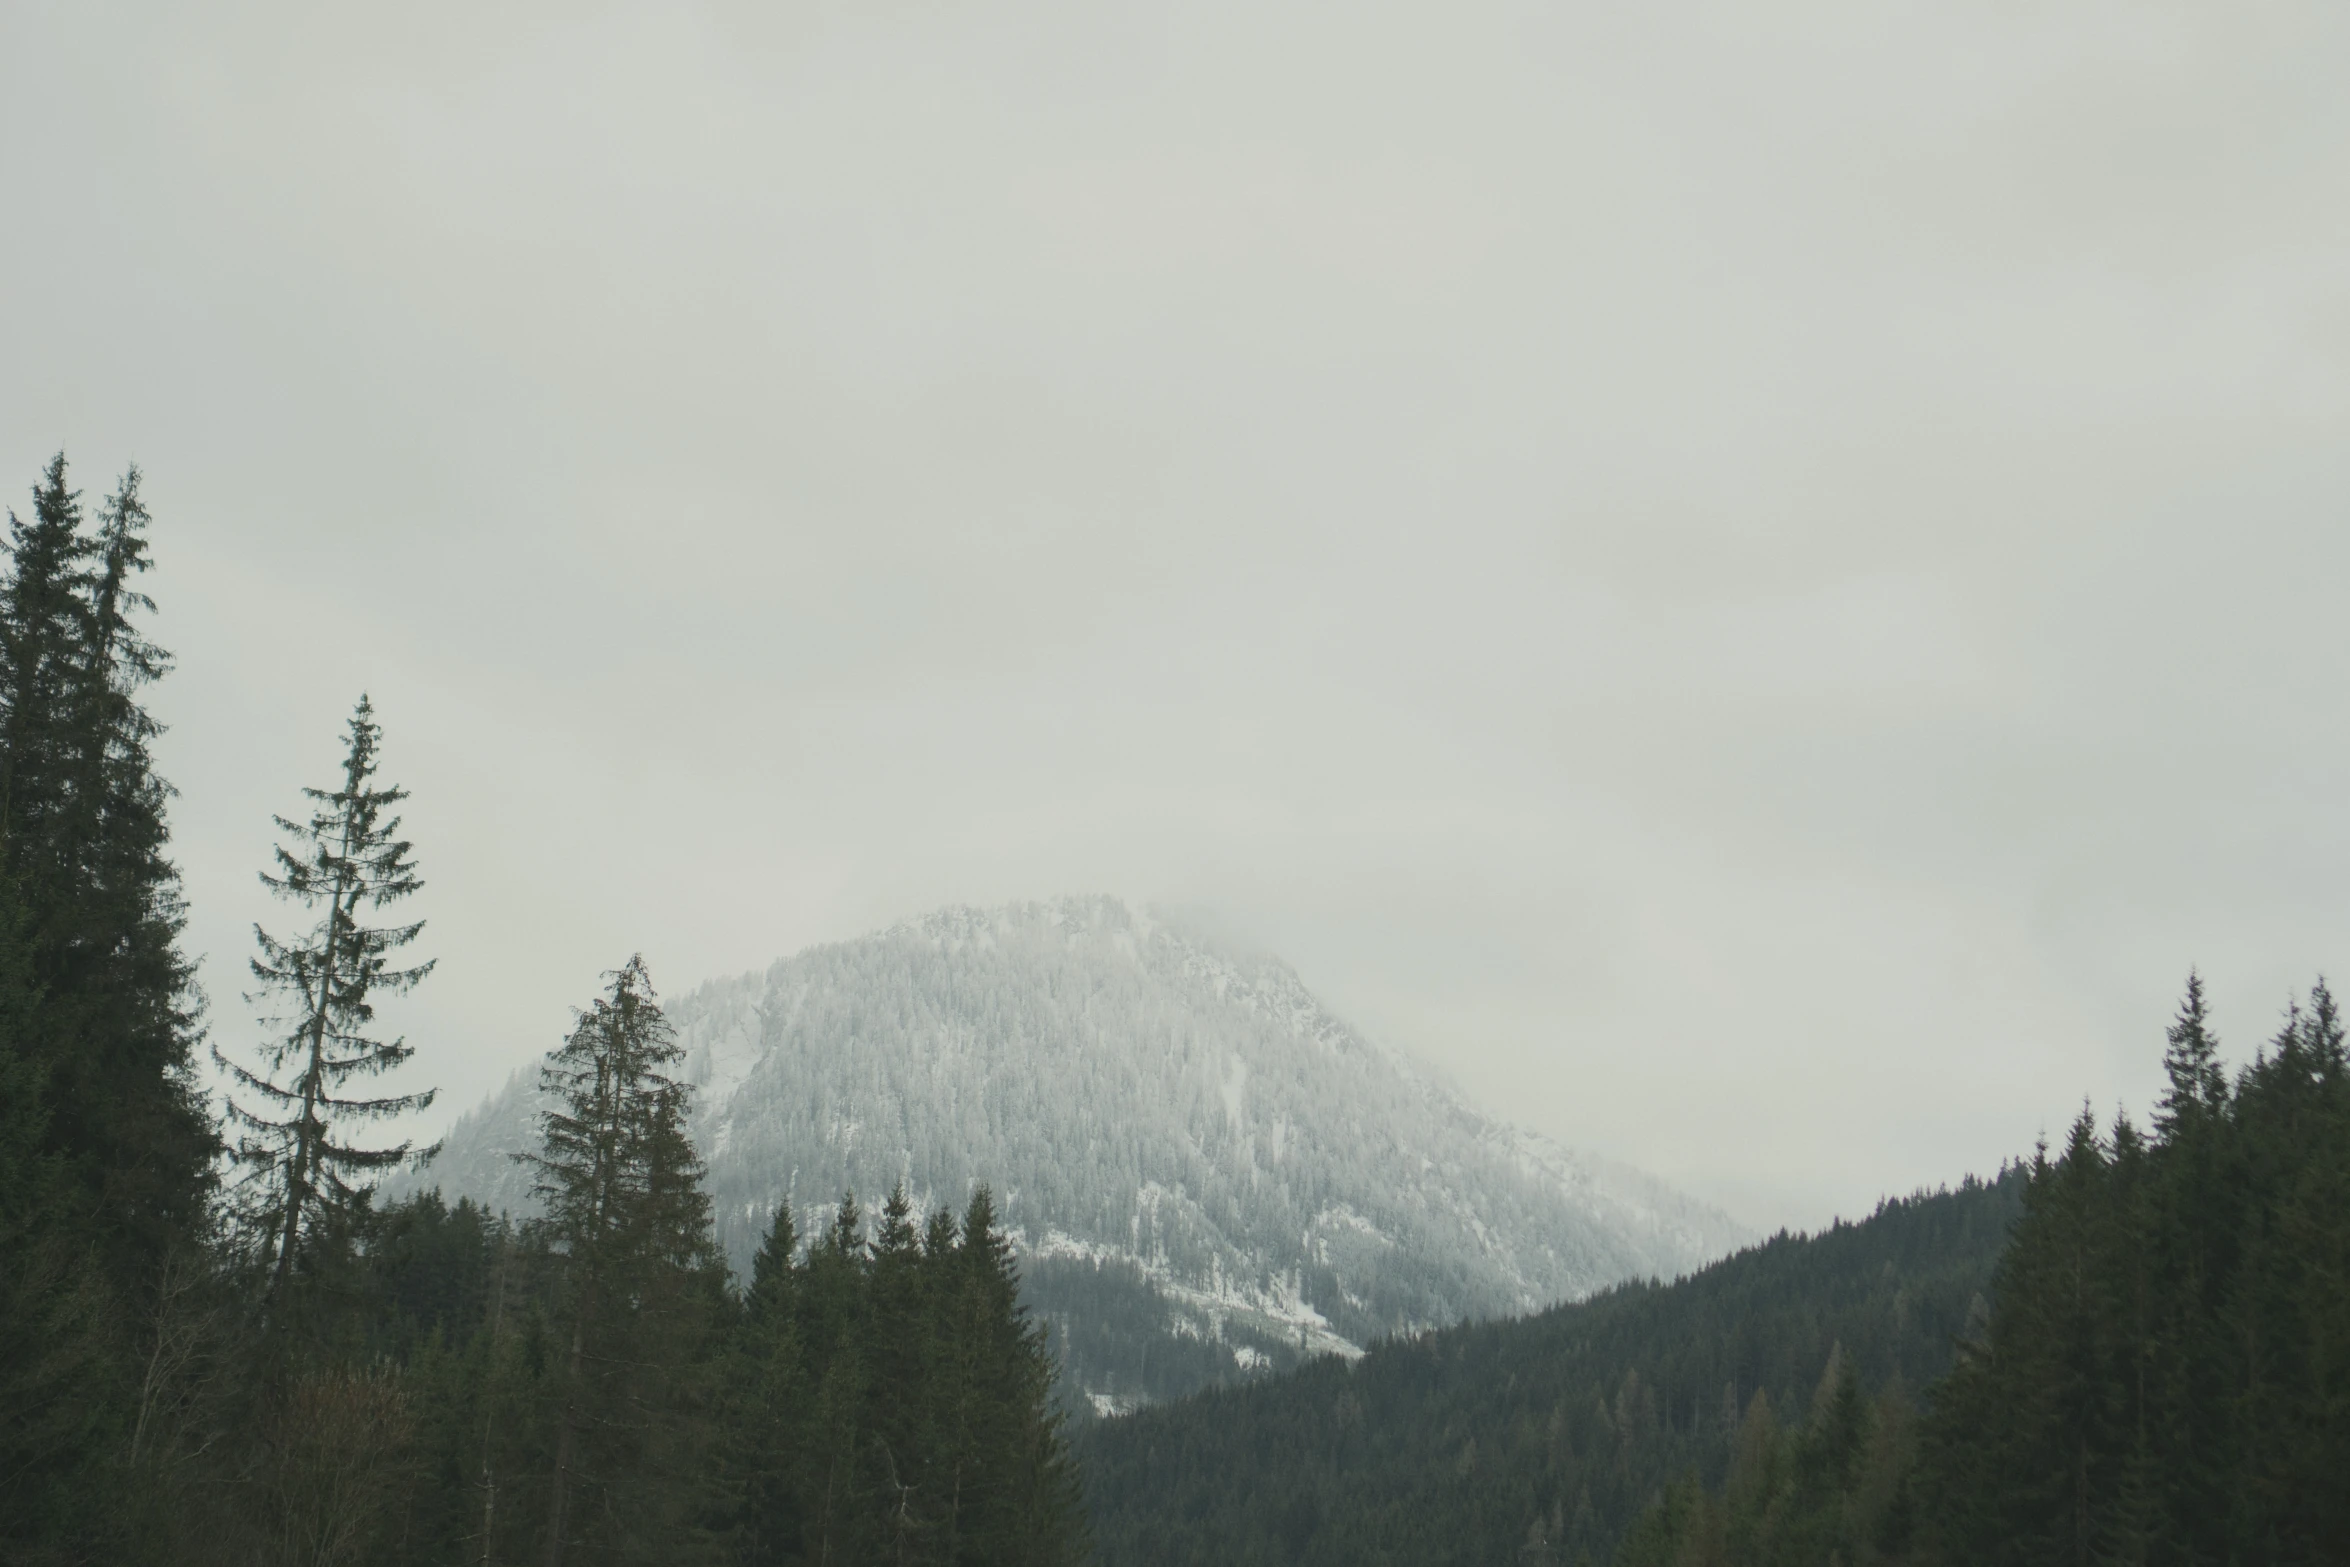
(523, 956, 729, 1567)
(0, 455, 211, 1292)
(221, 695, 436, 1296)
(0, 855, 113, 1556)
(867, 1183, 935, 1562)
(0, 455, 215, 1563)
(948, 1186, 1085, 1567)
(802, 1194, 876, 1567)
(730, 1203, 810, 1567)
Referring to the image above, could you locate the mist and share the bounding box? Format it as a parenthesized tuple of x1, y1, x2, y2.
(5, 0, 2346, 1228)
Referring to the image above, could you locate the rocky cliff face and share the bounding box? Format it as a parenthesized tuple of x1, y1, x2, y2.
(415, 897, 1750, 1413)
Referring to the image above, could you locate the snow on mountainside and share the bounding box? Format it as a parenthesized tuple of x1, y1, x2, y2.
(413, 896, 1751, 1413)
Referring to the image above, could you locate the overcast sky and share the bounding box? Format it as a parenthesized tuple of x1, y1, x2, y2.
(5, 0, 2347, 1230)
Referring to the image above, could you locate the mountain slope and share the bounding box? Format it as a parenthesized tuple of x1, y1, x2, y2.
(1078, 1169, 2025, 1566)
(414, 896, 1750, 1411)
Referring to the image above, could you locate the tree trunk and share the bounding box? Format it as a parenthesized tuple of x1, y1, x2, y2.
(541, 1321, 585, 1567)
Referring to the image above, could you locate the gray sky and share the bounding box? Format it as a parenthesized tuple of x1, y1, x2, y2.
(5, 0, 2347, 1230)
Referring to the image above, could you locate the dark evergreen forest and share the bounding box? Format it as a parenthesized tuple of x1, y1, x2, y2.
(0, 455, 1083, 1566)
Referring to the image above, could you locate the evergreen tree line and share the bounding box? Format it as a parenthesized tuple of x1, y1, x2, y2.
(358, 961, 1082, 1566)
(0, 455, 1082, 1566)
(341, 1156, 1081, 1565)
(1616, 973, 2350, 1565)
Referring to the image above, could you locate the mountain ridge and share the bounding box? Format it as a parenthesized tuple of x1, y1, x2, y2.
(410, 895, 1751, 1410)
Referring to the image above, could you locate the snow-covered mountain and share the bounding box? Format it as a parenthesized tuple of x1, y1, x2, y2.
(414, 897, 1751, 1414)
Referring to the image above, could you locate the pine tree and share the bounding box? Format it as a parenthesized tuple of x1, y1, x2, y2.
(801, 1194, 875, 1567)
(949, 1186, 1085, 1567)
(920, 1203, 971, 1564)
(221, 695, 436, 1297)
(866, 1183, 938, 1564)
(1719, 1389, 1783, 1563)
(0, 455, 214, 1562)
(523, 956, 729, 1567)
(2143, 975, 2238, 1560)
(731, 1203, 809, 1567)
(2220, 993, 2343, 1557)
(2154, 969, 2227, 1141)
(0, 457, 83, 836)
(0, 455, 212, 1291)
(0, 857, 115, 1556)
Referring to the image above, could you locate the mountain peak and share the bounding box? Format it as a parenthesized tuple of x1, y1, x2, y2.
(415, 897, 1751, 1412)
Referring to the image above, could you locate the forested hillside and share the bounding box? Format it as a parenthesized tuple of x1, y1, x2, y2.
(1079, 1169, 2024, 1565)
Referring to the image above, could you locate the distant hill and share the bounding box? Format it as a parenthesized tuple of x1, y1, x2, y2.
(1077, 1168, 2025, 1566)
(408, 895, 1749, 1414)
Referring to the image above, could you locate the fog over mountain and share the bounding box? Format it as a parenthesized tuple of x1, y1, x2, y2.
(417, 896, 1748, 1411)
